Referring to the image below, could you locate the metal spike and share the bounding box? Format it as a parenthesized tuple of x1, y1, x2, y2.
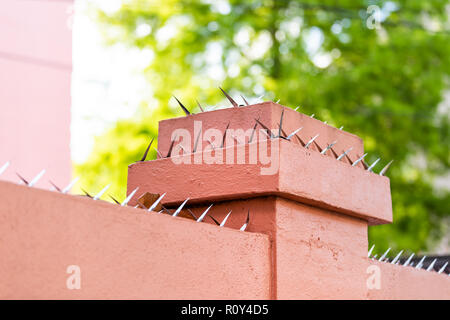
(255, 119, 274, 138)
(372, 254, 378, 260)
(209, 215, 220, 226)
(197, 204, 213, 222)
(278, 110, 284, 138)
(193, 130, 202, 153)
(81, 188, 93, 198)
(166, 137, 176, 158)
(28, 169, 46, 187)
(337, 147, 353, 161)
(196, 100, 205, 112)
(221, 122, 230, 148)
(438, 262, 448, 274)
(323, 121, 327, 124)
(391, 250, 404, 264)
(148, 193, 166, 212)
(62, 177, 79, 194)
(16, 172, 29, 185)
(140, 138, 154, 162)
(310, 114, 315, 118)
(220, 210, 232, 227)
(368, 244, 375, 257)
(93, 184, 110, 200)
(240, 210, 250, 231)
(378, 248, 391, 262)
(49, 180, 62, 192)
(256, 94, 264, 102)
(155, 148, 163, 159)
(109, 195, 121, 205)
(415, 256, 427, 269)
(172, 198, 189, 217)
(367, 158, 381, 172)
(121, 187, 139, 206)
(305, 134, 319, 149)
(173, 96, 190, 115)
(286, 127, 303, 140)
(275, 99, 280, 103)
(426, 258, 437, 272)
(241, 95, 250, 106)
(248, 119, 259, 143)
(294, 106, 300, 111)
(403, 253, 415, 266)
(352, 153, 368, 167)
(321, 141, 337, 155)
(339, 126, 344, 130)
(312, 140, 323, 153)
(0, 161, 10, 176)
(219, 87, 238, 108)
(379, 160, 394, 176)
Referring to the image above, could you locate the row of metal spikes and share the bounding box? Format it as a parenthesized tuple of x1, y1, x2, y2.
(368, 244, 449, 276)
(0, 162, 249, 231)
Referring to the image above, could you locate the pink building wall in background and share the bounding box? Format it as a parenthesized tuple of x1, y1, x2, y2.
(0, 0, 73, 188)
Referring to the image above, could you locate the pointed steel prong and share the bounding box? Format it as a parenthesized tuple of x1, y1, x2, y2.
(62, 177, 79, 194)
(378, 248, 391, 262)
(16, 172, 29, 185)
(173, 96, 190, 115)
(286, 127, 303, 140)
(0, 161, 10, 176)
(219, 87, 238, 108)
(294, 106, 300, 111)
(109, 195, 121, 205)
(337, 147, 353, 161)
(321, 140, 337, 155)
(239, 210, 250, 231)
(255, 119, 274, 138)
(220, 210, 232, 227)
(278, 110, 285, 138)
(121, 187, 139, 206)
(372, 254, 378, 260)
(339, 126, 344, 130)
(49, 180, 62, 192)
(209, 215, 220, 226)
(221, 122, 230, 148)
(415, 256, 427, 269)
(196, 99, 205, 112)
(323, 121, 327, 124)
(438, 262, 448, 274)
(186, 208, 198, 220)
(352, 153, 368, 167)
(81, 188, 93, 198)
(155, 147, 163, 159)
(391, 250, 404, 264)
(28, 169, 46, 187)
(148, 193, 166, 212)
(93, 184, 110, 200)
(166, 137, 176, 158)
(368, 244, 375, 257)
(305, 134, 319, 149)
(275, 99, 280, 103)
(379, 160, 394, 176)
(193, 129, 202, 153)
(426, 258, 437, 272)
(367, 158, 381, 172)
(256, 94, 264, 102)
(310, 114, 315, 118)
(197, 204, 213, 222)
(179, 144, 187, 154)
(241, 95, 250, 106)
(172, 198, 189, 217)
(140, 138, 154, 162)
(248, 119, 259, 143)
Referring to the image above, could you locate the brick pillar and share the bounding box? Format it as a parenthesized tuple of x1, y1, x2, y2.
(127, 102, 392, 299)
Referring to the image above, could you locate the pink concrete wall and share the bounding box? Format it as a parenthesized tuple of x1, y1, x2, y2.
(0, 0, 72, 188)
(0, 181, 271, 299)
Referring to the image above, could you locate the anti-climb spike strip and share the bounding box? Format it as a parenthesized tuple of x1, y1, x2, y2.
(93, 184, 110, 201)
(140, 138, 154, 162)
(196, 100, 205, 112)
(121, 187, 139, 206)
(391, 250, 404, 264)
(148, 193, 166, 212)
(352, 153, 368, 167)
(426, 258, 437, 272)
(403, 253, 415, 266)
(219, 87, 238, 108)
(337, 148, 353, 161)
(0, 161, 10, 177)
(321, 141, 337, 155)
(378, 248, 391, 262)
(368, 244, 375, 258)
(62, 177, 79, 194)
(221, 122, 230, 148)
(415, 256, 427, 269)
(379, 160, 394, 176)
(278, 110, 284, 138)
(172, 198, 189, 217)
(28, 169, 46, 187)
(438, 262, 448, 274)
(286, 127, 303, 141)
(240, 210, 250, 231)
(220, 210, 232, 227)
(241, 95, 250, 106)
(305, 134, 319, 149)
(173, 96, 190, 115)
(196, 204, 213, 223)
(166, 137, 176, 158)
(367, 158, 381, 172)
(294, 106, 300, 111)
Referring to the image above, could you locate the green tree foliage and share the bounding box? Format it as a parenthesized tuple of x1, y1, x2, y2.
(76, 0, 450, 253)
